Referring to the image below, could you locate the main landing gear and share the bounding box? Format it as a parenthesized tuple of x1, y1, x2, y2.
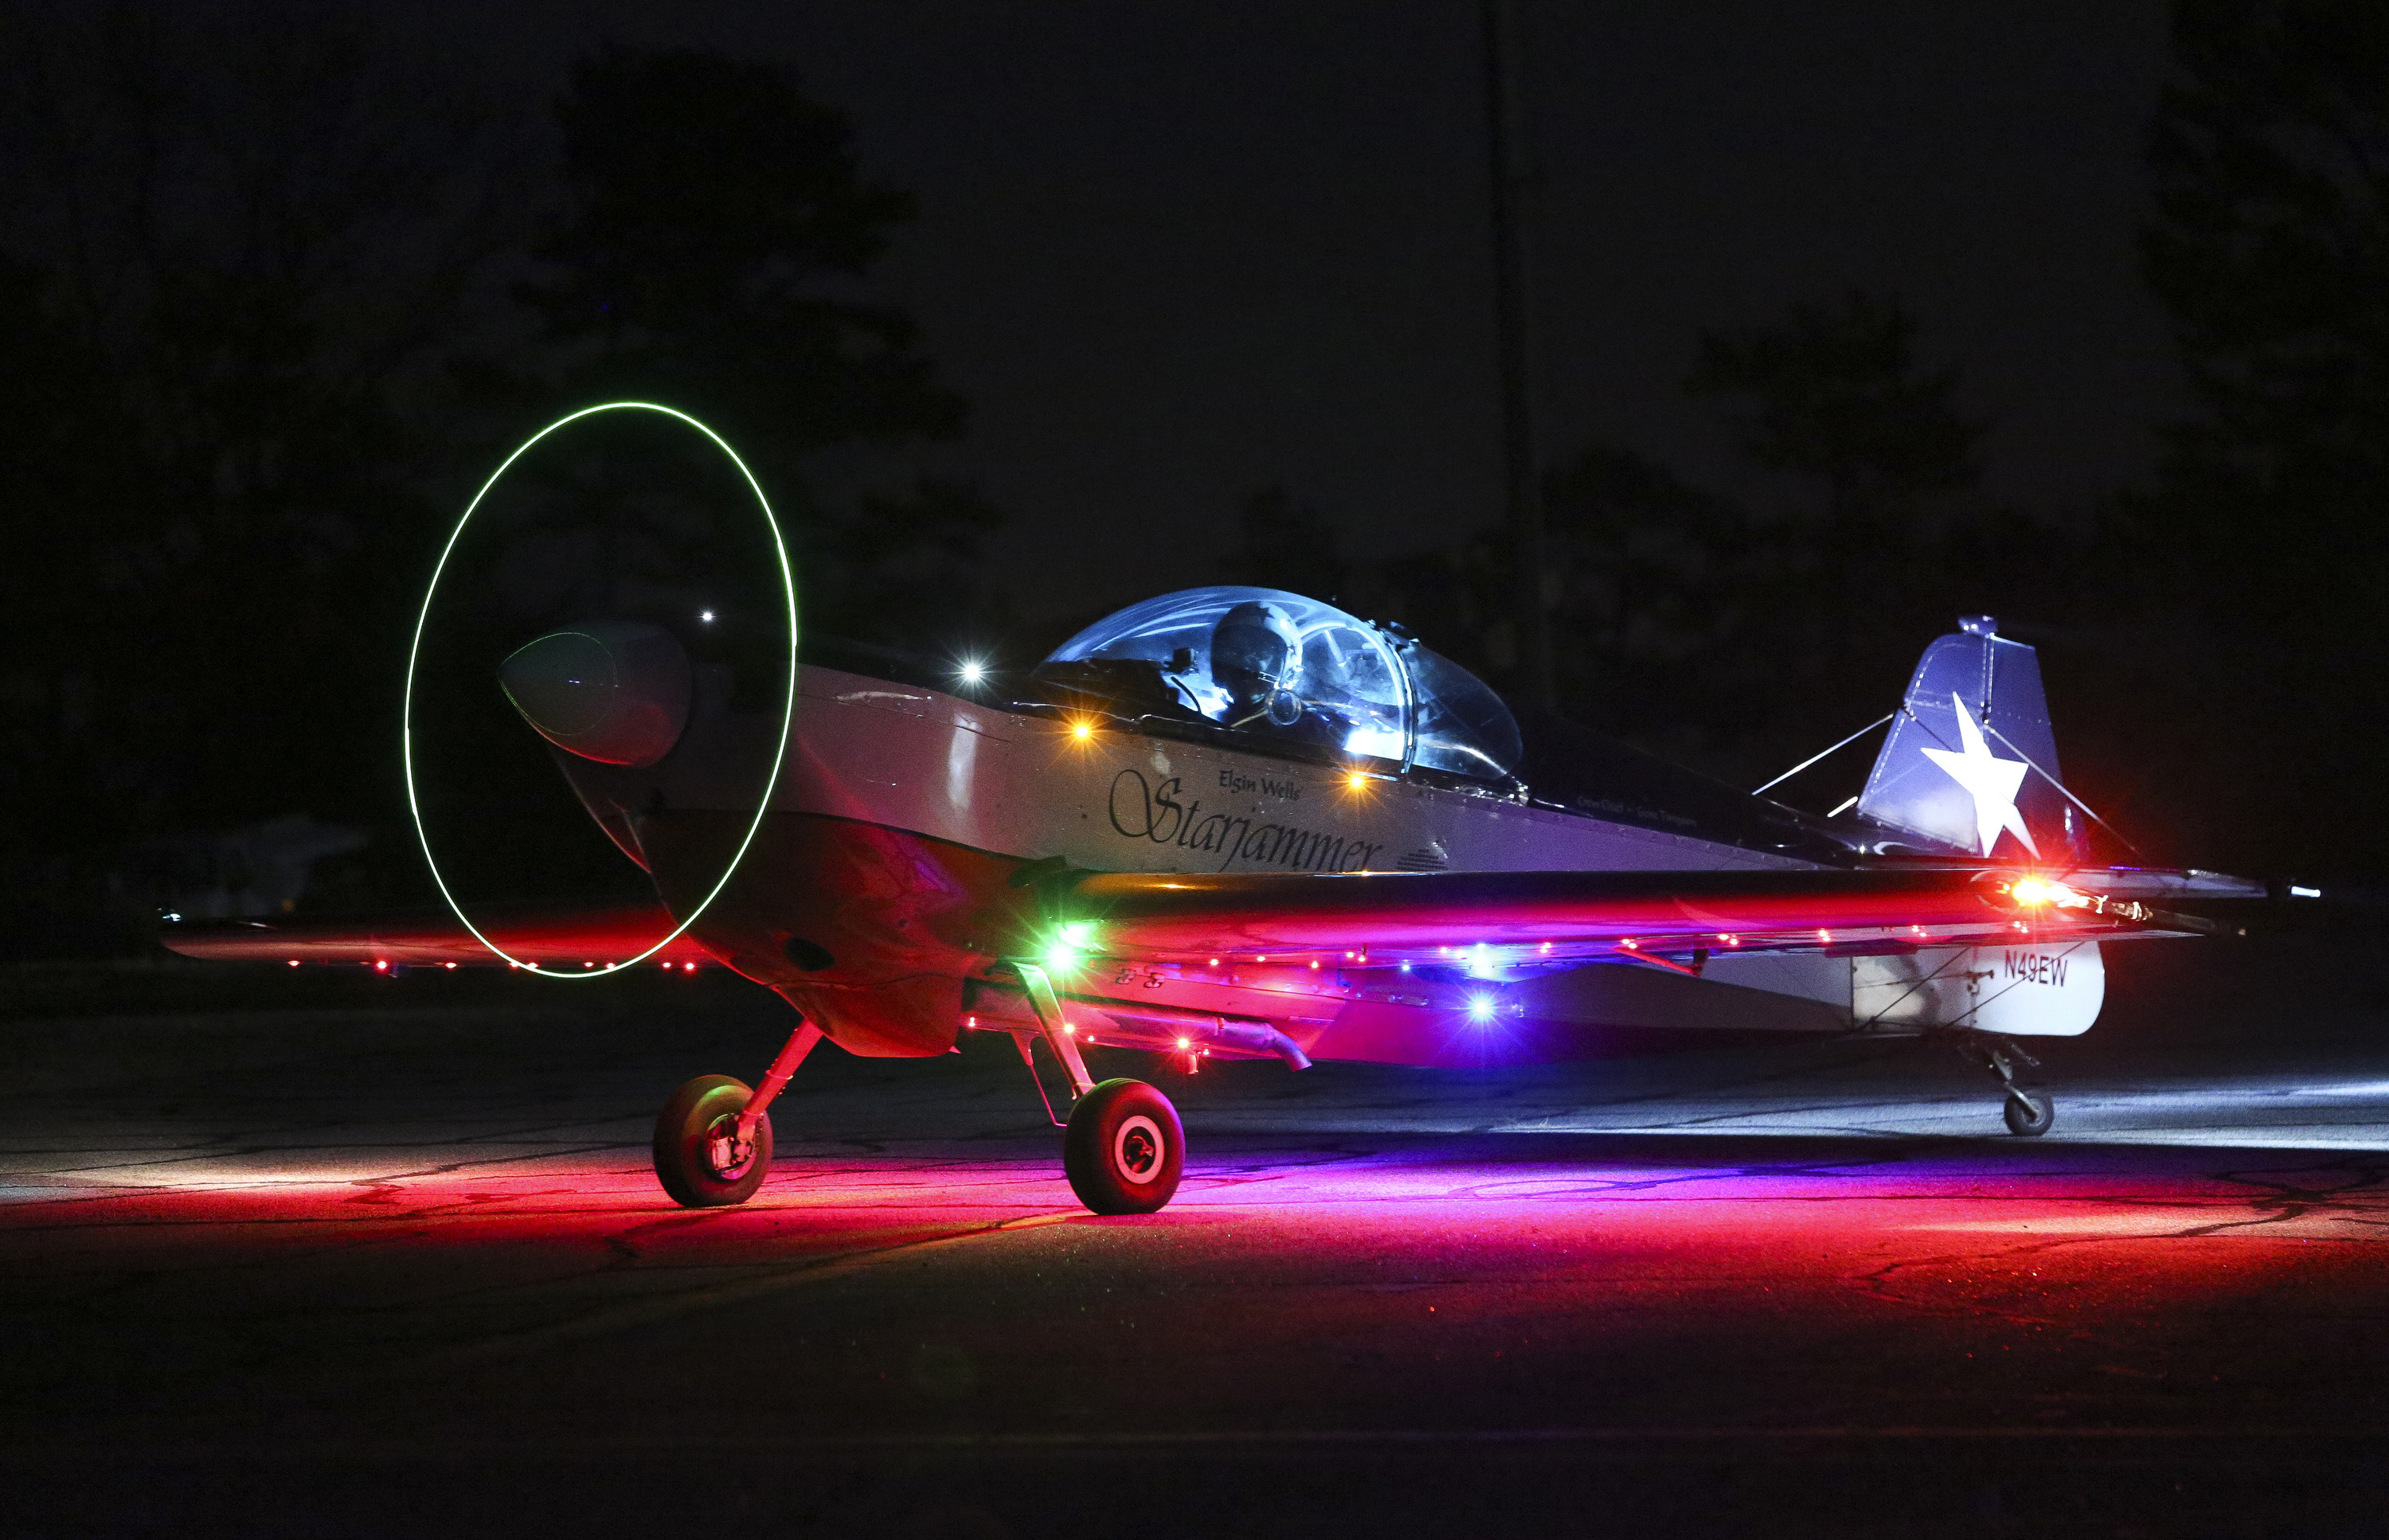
(1017, 962, 1186, 1214)
(1063, 1078, 1185, 1214)
(647, 970, 1189, 1215)
(1957, 1031, 2055, 1139)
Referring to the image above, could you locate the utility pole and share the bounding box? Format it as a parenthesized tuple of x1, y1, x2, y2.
(1481, 0, 1554, 710)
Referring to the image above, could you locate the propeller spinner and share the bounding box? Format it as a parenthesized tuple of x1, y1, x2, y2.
(499, 621, 692, 767)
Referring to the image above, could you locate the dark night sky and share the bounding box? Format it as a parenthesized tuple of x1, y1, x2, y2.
(422, 2, 2177, 623)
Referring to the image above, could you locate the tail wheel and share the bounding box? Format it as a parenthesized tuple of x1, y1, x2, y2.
(1062, 1078, 1184, 1215)
(2003, 1088, 2055, 1138)
(653, 1073, 772, 1207)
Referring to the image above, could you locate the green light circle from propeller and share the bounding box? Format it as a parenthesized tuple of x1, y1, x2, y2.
(403, 401, 797, 978)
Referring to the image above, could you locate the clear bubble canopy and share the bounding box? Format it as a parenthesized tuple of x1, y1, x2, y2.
(1039, 586, 1523, 782)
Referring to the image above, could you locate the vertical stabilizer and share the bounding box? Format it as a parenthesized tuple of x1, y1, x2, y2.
(1856, 617, 2082, 862)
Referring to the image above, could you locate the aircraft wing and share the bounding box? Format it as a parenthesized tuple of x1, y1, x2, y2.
(159, 905, 716, 967)
(1049, 866, 2279, 967)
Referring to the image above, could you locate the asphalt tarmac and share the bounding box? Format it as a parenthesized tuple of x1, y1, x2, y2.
(8, 939, 2389, 1538)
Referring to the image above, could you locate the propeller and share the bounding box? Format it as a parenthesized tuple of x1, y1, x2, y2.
(404, 402, 796, 976)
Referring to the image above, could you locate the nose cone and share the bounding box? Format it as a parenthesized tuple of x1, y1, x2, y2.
(499, 622, 692, 767)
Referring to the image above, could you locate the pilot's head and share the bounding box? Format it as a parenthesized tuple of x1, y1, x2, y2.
(1210, 602, 1299, 717)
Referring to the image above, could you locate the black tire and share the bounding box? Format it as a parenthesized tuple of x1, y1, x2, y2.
(653, 1073, 772, 1207)
(1062, 1078, 1184, 1215)
(2003, 1088, 2055, 1138)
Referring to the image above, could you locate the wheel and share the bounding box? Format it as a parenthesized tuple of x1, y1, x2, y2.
(2003, 1088, 2055, 1138)
(1062, 1078, 1184, 1215)
(652, 1073, 772, 1207)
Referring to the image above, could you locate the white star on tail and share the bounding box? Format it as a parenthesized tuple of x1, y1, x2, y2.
(1918, 693, 2039, 858)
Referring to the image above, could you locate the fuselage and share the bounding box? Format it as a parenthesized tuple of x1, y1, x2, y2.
(545, 647, 2104, 1067)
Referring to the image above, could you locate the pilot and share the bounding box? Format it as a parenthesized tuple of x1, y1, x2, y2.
(1209, 601, 1343, 747)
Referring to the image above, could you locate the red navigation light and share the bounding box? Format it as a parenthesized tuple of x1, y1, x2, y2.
(373, 960, 389, 971)
(2008, 876, 2090, 910)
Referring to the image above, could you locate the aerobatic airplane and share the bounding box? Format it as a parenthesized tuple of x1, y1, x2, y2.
(168, 584, 2289, 1215)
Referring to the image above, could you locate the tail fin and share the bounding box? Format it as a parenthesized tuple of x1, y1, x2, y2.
(1855, 616, 2084, 862)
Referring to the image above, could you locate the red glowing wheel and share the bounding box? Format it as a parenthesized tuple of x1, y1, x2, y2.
(1063, 1078, 1184, 1215)
(653, 1073, 773, 1207)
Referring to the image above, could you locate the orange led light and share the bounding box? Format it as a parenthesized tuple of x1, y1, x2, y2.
(2008, 876, 2089, 909)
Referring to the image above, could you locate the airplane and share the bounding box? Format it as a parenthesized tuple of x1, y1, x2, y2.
(166, 582, 2297, 1216)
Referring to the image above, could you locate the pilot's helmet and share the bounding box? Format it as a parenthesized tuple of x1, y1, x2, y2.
(1210, 601, 1300, 713)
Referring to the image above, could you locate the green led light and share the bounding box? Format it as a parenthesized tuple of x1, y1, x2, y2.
(1042, 920, 1096, 973)
(403, 402, 798, 979)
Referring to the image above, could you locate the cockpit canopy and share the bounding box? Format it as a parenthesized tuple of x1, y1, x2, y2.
(1038, 586, 1522, 783)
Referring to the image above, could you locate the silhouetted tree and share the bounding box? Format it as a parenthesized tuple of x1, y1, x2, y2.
(1539, 445, 1741, 748)
(0, 23, 1007, 950)
(2143, 0, 2389, 590)
(0, 6, 509, 947)
(517, 47, 996, 647)
(2126, 0, 2389, 872)
(1679, 293, 1992, 762)
(1217, 485, 1347, 601)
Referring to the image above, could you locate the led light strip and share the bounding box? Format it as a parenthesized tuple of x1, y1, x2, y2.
(402, 402, 798, 977)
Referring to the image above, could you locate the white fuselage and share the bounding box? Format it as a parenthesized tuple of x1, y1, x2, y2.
(773, 666, 1817, 881)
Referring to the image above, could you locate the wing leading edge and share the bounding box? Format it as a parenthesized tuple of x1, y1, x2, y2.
(160, 905, 715, 967)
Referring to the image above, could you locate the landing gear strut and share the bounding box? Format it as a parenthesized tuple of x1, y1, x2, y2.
(1015, 962, 1186, 1214)
(1958, 1032, 2055, 1139)
(652, 1019, 822, 1207)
